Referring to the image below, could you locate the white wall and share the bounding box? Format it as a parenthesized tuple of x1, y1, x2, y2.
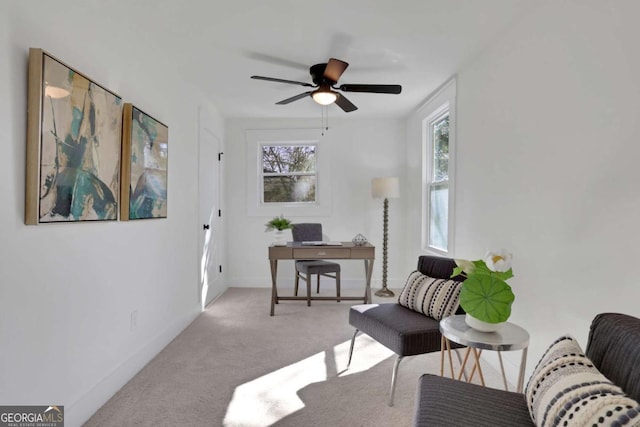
(5, 0, 639, 417)
(408, 0, 640, 382)
(0, 2, 225, 425)
(225, 118, 408, 291)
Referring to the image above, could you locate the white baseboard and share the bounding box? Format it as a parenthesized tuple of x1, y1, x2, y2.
(227, 278, 405, 289)
(65, 308, 200, 427)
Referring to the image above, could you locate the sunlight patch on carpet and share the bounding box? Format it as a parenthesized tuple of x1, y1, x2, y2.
(334, 335, 394, 376)
(223, 352, 327, 426)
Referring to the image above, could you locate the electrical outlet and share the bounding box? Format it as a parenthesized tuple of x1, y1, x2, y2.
(130, 310, 138, 332)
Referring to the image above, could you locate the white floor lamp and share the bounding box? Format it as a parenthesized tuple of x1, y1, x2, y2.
(372, 177, 399, 297)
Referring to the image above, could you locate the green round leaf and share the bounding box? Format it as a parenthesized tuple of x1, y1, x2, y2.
(459, 276, 515, 323)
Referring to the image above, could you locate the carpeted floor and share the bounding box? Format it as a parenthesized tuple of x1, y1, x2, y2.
(84, 287, 504, 426)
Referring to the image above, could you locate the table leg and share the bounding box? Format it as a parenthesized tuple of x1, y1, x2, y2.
(445, 339, 455, 379)
(457, 347, 472, 381)
(468, 354, 477, 382)
(269, 259, 278, 316)
(363, 259, 374, 303)
(440, 336, 445, 377)
(497, 350, 509, 391)
(517, 347, 528, 393)
(473, 349, 486, 386)
(440, 337, 458, 379)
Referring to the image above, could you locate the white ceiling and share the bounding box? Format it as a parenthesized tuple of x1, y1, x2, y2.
(121, 0, 536, 119)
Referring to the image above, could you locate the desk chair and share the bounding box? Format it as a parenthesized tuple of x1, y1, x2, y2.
(291, 223, 341, 304)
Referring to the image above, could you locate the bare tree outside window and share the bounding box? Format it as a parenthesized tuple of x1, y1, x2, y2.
(262, 145, 317, 203)
(433, 116, 449, 182)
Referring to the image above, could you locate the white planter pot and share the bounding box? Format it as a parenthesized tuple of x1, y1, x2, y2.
(273, 230, 286, 246)
(465, 313, 506, 332)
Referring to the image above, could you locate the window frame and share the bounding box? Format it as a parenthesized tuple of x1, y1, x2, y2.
(421, 79, 456, 255)
(246, 129, 331, 217)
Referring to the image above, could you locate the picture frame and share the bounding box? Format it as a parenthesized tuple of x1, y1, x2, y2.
(120, 104, 168, 220)
(25, 48, 123, 224)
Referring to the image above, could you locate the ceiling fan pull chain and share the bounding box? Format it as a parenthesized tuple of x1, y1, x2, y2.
(326, 106, 329, 132)
(321, 106, 329, 136)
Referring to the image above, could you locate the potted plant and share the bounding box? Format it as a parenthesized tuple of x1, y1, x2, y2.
(265, 214, 292, 231)
(265, 215, 292, 245)
(452, 249, 515, 332)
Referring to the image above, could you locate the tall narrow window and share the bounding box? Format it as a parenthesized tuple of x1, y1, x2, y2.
(419, 78, 455, 254)
(427, 113, 449, 251)
(261, 144, 317, 203)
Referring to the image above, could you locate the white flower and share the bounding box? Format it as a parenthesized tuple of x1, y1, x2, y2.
(484, 249, 513, 272)
(455, 259, 475, 275)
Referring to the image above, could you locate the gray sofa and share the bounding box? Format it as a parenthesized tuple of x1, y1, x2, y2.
(413, 312, 640, 426)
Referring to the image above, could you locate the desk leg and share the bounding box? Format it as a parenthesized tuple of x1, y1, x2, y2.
(517, 347, 528, 393)
(270, 259, 278, 316)
(363, 259, 374, 303)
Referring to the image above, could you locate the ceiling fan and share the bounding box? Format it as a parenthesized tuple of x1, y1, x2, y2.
(251, 58, 402, 113)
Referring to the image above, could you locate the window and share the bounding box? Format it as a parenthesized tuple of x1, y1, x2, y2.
(420, 78, 455, 254)
(246, 129, 331, 216)
(261, 145, 316, 203)
(427, 113, 449, 251)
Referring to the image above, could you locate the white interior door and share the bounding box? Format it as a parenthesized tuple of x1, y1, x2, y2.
(198, 114, 222, 309)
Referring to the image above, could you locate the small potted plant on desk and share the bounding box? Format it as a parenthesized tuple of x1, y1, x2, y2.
(265, 214, 292, 246)
(452, 249, 515, 332)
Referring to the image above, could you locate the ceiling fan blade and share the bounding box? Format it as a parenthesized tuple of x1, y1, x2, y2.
(251, 75, 315, 87)
(338, 84, 402, 94)
(335, 93, 358, 112)
(276, 91, 313, 105)
(244, 51, 309, 71)
(324, 58, 349, 83)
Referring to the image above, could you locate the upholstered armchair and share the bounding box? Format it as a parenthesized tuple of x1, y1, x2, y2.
(347, 255, 466, 406)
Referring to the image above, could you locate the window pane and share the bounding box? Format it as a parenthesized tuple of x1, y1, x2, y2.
(263, 175, 316, 203)
(432, 115, 449, 182)
(429, 182, 448, 250)
(262, 145, 316, 174)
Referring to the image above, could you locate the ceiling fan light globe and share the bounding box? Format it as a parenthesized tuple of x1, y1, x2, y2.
(312, 90, 338, 106)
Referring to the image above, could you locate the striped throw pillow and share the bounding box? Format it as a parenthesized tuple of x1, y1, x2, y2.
(525, 335, 640, 427)
(397, 270, 462, 320)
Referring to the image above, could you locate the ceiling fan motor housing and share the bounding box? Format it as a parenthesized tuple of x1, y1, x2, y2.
(310, 63, 333, 85)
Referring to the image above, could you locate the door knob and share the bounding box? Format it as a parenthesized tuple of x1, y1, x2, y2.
(203, 224, 210, 230)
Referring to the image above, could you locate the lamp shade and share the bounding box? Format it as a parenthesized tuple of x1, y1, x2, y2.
(372, 177, 400, 199)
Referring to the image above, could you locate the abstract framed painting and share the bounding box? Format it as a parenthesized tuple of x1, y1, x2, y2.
(120, 104, 168, 220)
(25, 48, 123, 224)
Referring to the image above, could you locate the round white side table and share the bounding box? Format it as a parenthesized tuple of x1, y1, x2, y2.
(439, 314, 530, 392)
